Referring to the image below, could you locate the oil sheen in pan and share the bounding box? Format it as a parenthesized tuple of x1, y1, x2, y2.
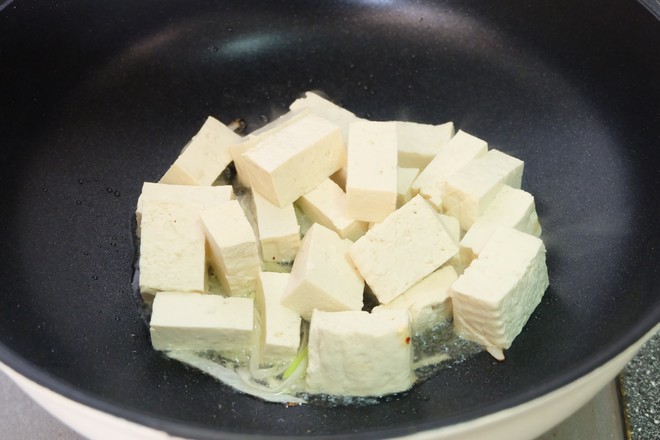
(129, 168, 484, 406)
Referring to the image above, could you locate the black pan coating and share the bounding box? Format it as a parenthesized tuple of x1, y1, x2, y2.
(0, 0, 658, 438)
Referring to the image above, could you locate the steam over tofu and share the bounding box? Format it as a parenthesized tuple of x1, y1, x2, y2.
(296, 178, 368, 242)
(241, 114, 346, 207)
(349, 195, 459, 305)
(443, 149, 524, 230)
(252, 191, 301, 263)
(160, 116, 242, 186)
(150, 292, 253, 352)
(139, 201, 206, 302)
(306, 309, 415, 397)
(450, 227, 549, 360)
(200, 200, 260, 296)
(396, 120, 455, 169)
(281, 224, 364, 321)
(255, 272, 302, 365)
(411, 130, 488, 211)
(345, 120, 398, 223)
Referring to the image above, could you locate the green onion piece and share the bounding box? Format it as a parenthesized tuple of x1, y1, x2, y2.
(282, 346, 308, 380)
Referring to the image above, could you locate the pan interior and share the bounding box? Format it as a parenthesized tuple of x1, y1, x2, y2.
(0, 0, 658, 437)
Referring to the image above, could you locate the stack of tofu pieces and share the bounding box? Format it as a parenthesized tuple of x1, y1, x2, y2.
(137, 91, 548, 398)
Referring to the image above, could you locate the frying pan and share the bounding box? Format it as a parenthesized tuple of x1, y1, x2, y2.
(1, 0, 659, 438)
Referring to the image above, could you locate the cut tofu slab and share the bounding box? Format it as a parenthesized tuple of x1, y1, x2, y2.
(289, 91, 359, 142)
(150, 292, 253, 352)
(397, 120, 455, 169)
(252, 191, 300, 263)
(230, 108, 310, 188)
(346, 120, 398, 222)
(200, 200, 260, 296)
(296, 178, 368, 242)
(160, 116, 242, 186)
(281, 223, 364, 321)
(306, 309, 415, 397)
(460, 185, 541, 265)
(373, 266, 457, 336)
(411, 130, 488, 212)
(255, 272, 302, 365)
(397, 167, 420, 208)
(135, 182, 234, 235)
(349, 195, 459, 305)
(139, 201, 206, 302)
(290, 92, 361, 191)
(450, 227, 549, 360)
(241, 114, 346, 207)
(443, 149, 524, 230)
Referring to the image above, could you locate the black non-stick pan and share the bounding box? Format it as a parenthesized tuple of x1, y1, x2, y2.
(1, 0, 658, 438)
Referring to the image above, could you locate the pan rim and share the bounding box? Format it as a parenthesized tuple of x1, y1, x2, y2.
(0, 310, 658, 438)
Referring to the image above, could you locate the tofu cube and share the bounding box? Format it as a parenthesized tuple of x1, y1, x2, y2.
(150, 292, 253, 353)
(443, 149, 524, 230)
(241, 114, 346, 207)
(460, 185, 541, 265)
(200, 200, 260, 296)
(139, 201, 206, 302)
(255, 272, 302, 365)
(396, 167, 420, 208)
(306, 309, 415, 397)
(230, 108, 310, 188)
(289, 91, 359, 143)
(450, 227, 549, 360)
(252, 191, 300, 263)
(346, 120, 398, 222)
(411, 130, 488, 211)
(281, 224, 364, 321)
(397, 120, 455, 169)
(160, 116, 242, 186)
(135, 182, 234, 235)
(349, 195, 459, 305)
(373, 266, 457, 335)
(296, 178, 368, 242)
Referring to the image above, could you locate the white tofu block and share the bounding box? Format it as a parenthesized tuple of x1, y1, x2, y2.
(397, 121, 455, 169)
(252, 191, 300, 263)
(290, 92, 361, 191)
(396, 167, 420, 208)
(255, 272, 301, 364)
(150, 292, 253, 352)
(345, 120, 398, 222)
(135, 182, 234, 234)
(281, 224, 364, 321)
(296, 178, 368, 242)
(411, 130, 488, 211)
(349, 195, 459, 305)
(373, 266, 457, 335)
(450, 227, 549, 360)
(443, 149, 524, 230)
(139, 201, 206, 302)
(437, 213, 463, 273)
(160, 116, 242, 186)
(460, 185, 541, 265)
(230, 109, 310, 188)
(289, 91, 359, 143)
(242, 114, 346, 207)
(306, 309, 415, 397)
(200, 200, 261, 296)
